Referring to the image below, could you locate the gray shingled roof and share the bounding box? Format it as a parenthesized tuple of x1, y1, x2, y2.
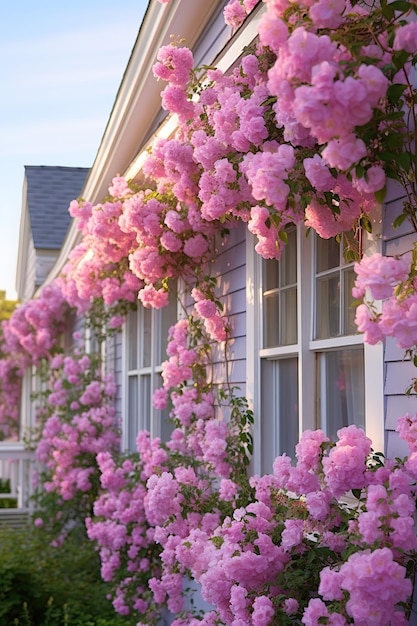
(25, 165, 89, 250)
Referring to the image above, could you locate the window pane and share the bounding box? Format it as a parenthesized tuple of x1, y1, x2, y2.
(264, 291, 280, 348)
(316, 273, 340, 338)
(160, 405, 174, 443)
(142, 308, 152, 367)
(281, 288, 297, 345)
(264, 259, 279, 292)
(316, 237, 340, 272)
(343, 268, 357, 335)
(128, 376, 138, 450)
(281, 227, 297, 286)
(277, 357, 299, 457)
(261, 358, 299, 473)
(263, 228, 298, 348)
(140, 374, 151, 432)
(318, 348, 365, 441)
(127, 308, 138, 370)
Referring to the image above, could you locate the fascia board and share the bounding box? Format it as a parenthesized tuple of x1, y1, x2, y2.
(16, 175, 30, 301)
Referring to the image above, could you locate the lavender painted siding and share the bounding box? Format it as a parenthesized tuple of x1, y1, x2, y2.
(383, 198, 417, 457)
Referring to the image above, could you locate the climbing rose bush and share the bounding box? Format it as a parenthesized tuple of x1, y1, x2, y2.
(85, 444, 165, 621)
(0, 281, 70, 438)
(33, 350, 120, 533)
(5, 0, 417, 624)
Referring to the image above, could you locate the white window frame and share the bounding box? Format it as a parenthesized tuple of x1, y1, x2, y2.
(247, 218, 384, 475)
(122, 288, 178, 452)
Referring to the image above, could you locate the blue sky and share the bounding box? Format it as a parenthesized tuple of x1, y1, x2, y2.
(0, 0, 149, 299)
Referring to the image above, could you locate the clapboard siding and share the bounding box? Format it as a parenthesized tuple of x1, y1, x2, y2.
(386, 394, 417, 430)
(382, 195, 417, 457)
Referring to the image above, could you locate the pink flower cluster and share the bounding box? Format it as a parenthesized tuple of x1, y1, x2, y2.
(353, 252, 417, 350)
(223, 0, 260, 29)
(86, 448, 164, 621)
(35, 352, 120, 503)
(62, 184, 142, 315)
(4, 282, 68, 364)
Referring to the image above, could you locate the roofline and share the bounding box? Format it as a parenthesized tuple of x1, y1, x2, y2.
(15, 175, 29, 300)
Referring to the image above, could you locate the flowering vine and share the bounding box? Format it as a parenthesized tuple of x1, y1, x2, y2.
(2, 0, 417, 624)
(32, 349, 120, 536)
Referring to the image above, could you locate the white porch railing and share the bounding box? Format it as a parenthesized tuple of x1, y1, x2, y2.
(0, 442, 38, 512)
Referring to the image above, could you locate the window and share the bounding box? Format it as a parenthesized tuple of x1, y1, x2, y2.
(313, 234, 366, 441)
(123, 285, 178, 452)
(315, 234, 359, 339)
(263, 227, 297, 348)
(253, 225, 377, 474)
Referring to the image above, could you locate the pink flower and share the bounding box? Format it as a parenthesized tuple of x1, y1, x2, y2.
(183, 234, 209, 259)
(281, 519, 304, 550)
(252, 595, 275, 626)
(153, 45, 194, 86)
(108, 175, 130, 198)
(283, 598, 299, 615)
(354, 303, 384, 344)
(340, 548, 412, 624)
(309, 0, 345, 29)
(224, 0, 247, 28)
(139, 285, 170, 309)
(219, 478, 238, 501)
(322, 135, 367, 171)
(353, 253, 409, 300)
(318, 566, 344, 601)
(394, 22, 417, 53)
(352, 165, 386, 194)
(258, 12, 289, 53)
(153, 387, 168, 410)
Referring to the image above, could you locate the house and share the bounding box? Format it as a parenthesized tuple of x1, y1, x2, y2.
(10, 0, 417, 620)
(16, 0, 412, 470)
(16, 165, 89, 303)
(16, 0, 417, 471)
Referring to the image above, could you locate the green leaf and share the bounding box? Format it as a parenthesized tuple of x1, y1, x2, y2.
(384, 132, 405, 150)
(397, 151, 412, 172)
(360, 215, 373, 233)
(352, 488, 362, 500)
(300, 194, 311, 210)
(374, 187, 386, 204)
(381, 3, 395, 18)
(379, 152, 397, 162)
(387, 83, 408, 105)
(393, 212, 408, 228)
(278, 230, 288, 244)
(387, 0, 411, 11)
(355, 164, 365, 179)
(392, 49, 410, 70)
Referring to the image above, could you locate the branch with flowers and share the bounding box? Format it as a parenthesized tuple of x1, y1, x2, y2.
(32, 349, 120, 537)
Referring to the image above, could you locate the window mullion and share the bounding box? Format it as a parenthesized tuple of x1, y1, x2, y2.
(298, 226, 316, 433)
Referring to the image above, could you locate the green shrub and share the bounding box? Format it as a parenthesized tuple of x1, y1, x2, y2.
(0, 478, 18, 508)
(0, 525, 137, 626)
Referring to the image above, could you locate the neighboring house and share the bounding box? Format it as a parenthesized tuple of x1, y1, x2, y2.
(16, 165, 89, 303)
(16, 0, 417, 477)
